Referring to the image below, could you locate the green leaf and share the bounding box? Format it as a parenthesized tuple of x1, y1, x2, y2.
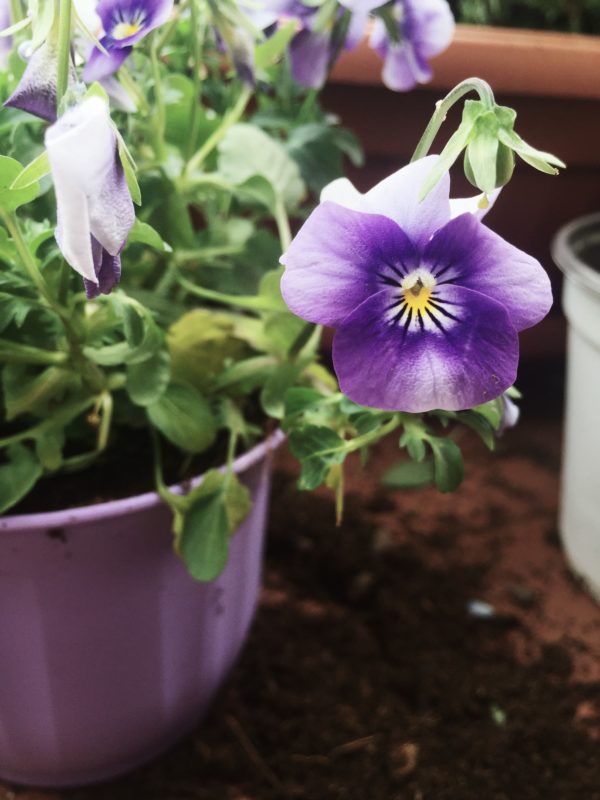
(289, 425, 345, 462)
(261, 360, 304, 419)
(382, 458, 435, 489)
(3, 365, 73, 421)
(429, 437, 464, 493)
(298, 455, 330, 491)
(147, 383, 217, 453)
(0, 156, 39, 212)
(179, 470, 251, 582)
(126, 349, 171, 407)
(126, 219, 171, 252)
(218, 123, 306, 211)
(284, 387, 326, 418)
(0, 445, 42, 514)
(35, 429, 64, 471)
(255, 19, 296, 68)
(117, 139, 141, 205)
(10, 151, 50, 191)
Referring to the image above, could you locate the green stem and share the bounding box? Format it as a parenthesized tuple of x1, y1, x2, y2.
(56, 0, 73, 114)
(186, 86, 252, 176)
(178, 275, 282, 311)
(0, 340, 68, 365)
(410, 78, 496, 163)
(9, 0, 23, 23)
(274, 198, 292, 251)
(150, 428, 187, 513)
(0, 395, 97, 448)
(1, 212, 59, 310)
(118, 65, 150, 115)
(187, 0, 205, 160)
(150, 36, 167, 159)
(315, 414, 402, 461)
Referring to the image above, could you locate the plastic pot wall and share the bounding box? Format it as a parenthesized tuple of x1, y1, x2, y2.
(552, 215, 600, 599)
(0, 431, 283, 788)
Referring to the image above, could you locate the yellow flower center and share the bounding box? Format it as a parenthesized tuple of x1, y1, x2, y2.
(400, 270, 436, 315)
(112, 21, 142, 40)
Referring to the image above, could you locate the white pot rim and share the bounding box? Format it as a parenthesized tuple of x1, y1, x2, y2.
(552, 211, 600, 298)
(0, 429, 285, 532)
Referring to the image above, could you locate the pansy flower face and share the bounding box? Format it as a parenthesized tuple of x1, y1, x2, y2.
(83, 0, 173, 82)
(280, 157, 552, 413)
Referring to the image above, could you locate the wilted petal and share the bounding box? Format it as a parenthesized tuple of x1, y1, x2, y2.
(281, 203, 418, 327)
(332, 284, 518, 412)
(45, 96, 134, 286)
(84, 237, 122, 298)
(4, 39, 71, 121)
(423, 213, 552, 331)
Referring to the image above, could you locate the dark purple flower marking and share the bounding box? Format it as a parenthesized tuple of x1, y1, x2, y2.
(83, 0, 173, 82)
(280, 157, 552, 412)
(4, 39, 75, 121)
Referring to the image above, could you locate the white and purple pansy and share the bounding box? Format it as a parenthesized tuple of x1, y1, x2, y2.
(369, 0, 454, 91)
(83, 0, 173, 83)
(45, 96, 135, 298)
(280, 156, 552, 413)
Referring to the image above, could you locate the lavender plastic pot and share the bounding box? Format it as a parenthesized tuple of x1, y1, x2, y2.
(0, 430, 283, 788)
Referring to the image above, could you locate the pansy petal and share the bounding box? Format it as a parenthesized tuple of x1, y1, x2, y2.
(423, 213, 552, 330)
(381, 40, 431, 91)
(83, 39, 132, 82)
(332, 285, 518, 412)
(281, 203, 419, 327)
(407, 0, 455, 58)
(289, 29, 330, 89)
(96, 0, 173, 46)
(338, 0, 385, 11)
(320, 177, 366, 210)
(364, 156, 451, 248)
(449, 187, 501, 220)
(54, 189, 96, 283)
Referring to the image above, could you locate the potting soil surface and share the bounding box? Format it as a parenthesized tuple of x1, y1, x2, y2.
(2, 361, 600, 800)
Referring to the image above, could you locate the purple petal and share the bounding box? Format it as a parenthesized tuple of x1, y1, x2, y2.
(344, 8, 369, 50)
(96, 0, 173, 45)
(332, 284, 518, 412)
(83, 38, 132, 82)
(4, 40, 67, 121)
(84, 237, 122, 298)
(405, 0, 455, 59)
(423, 214, 552, 331)
(363, 156, 451, 249)
(380, 40, 431, 91)
(281, 203, 419, 327)
(338, 0, 385, 11)
(289, 29, 330, 89)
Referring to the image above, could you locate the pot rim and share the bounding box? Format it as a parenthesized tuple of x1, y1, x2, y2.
(0, 429, 285, 532)
(552, 211, 600, 298)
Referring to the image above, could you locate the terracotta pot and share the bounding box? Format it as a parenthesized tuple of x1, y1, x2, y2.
(325, 25, 600, 360)
(0, 430, 283, 788)
(552, 214, 600, 600)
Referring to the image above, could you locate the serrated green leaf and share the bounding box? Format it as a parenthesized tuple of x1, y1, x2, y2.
(289, 425, 345, 462)
(0, 445, 42, 514)
(126, 349, 171, 406)
(147, 383, 217, 453)
(429, 437, 464, 493)
(382, 458, 435, 489)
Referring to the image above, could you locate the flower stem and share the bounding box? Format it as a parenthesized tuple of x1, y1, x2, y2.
(185, 86, 252, 177)
(9, 0, 23, 23)
(150, 36, 167, 160)
(1, 211, 58, 309)
(56, 0, 73, 114)
(274, 198, 292, 251)
(187, 0, 205, 160)
(410, 78, 495, 163)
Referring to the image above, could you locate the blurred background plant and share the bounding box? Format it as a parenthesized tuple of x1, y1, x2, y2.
(451, 0, 600, 34)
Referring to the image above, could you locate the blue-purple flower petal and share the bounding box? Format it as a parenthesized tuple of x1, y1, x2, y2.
(84, 237, 122, 298)
(83, 38, 132, 82)
(281, 203, 419, 327)
(423, 213, 552, 330)
(4, 40, 68, 121)
(96, 0, 173, 46)
(332, 285, 518, 412)
(289, 29, 331, 89)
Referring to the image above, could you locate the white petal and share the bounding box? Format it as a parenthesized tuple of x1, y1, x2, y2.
(449, 187, 502, 221)
(320, 177, 367, 211)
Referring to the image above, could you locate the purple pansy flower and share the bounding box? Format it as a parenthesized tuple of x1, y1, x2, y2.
(369, 0, 454, 91)
(83, 0, 173, 83)
(280, 156, 552, 413)
(45, 96, 135, 298)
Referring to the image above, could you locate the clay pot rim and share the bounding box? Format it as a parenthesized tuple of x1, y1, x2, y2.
(0, 428, 286, 531)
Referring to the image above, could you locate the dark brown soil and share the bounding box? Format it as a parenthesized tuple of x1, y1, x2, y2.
(3, 358, 600, 799)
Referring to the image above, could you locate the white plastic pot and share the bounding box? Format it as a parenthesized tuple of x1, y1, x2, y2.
(552, 213, 600, 599)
